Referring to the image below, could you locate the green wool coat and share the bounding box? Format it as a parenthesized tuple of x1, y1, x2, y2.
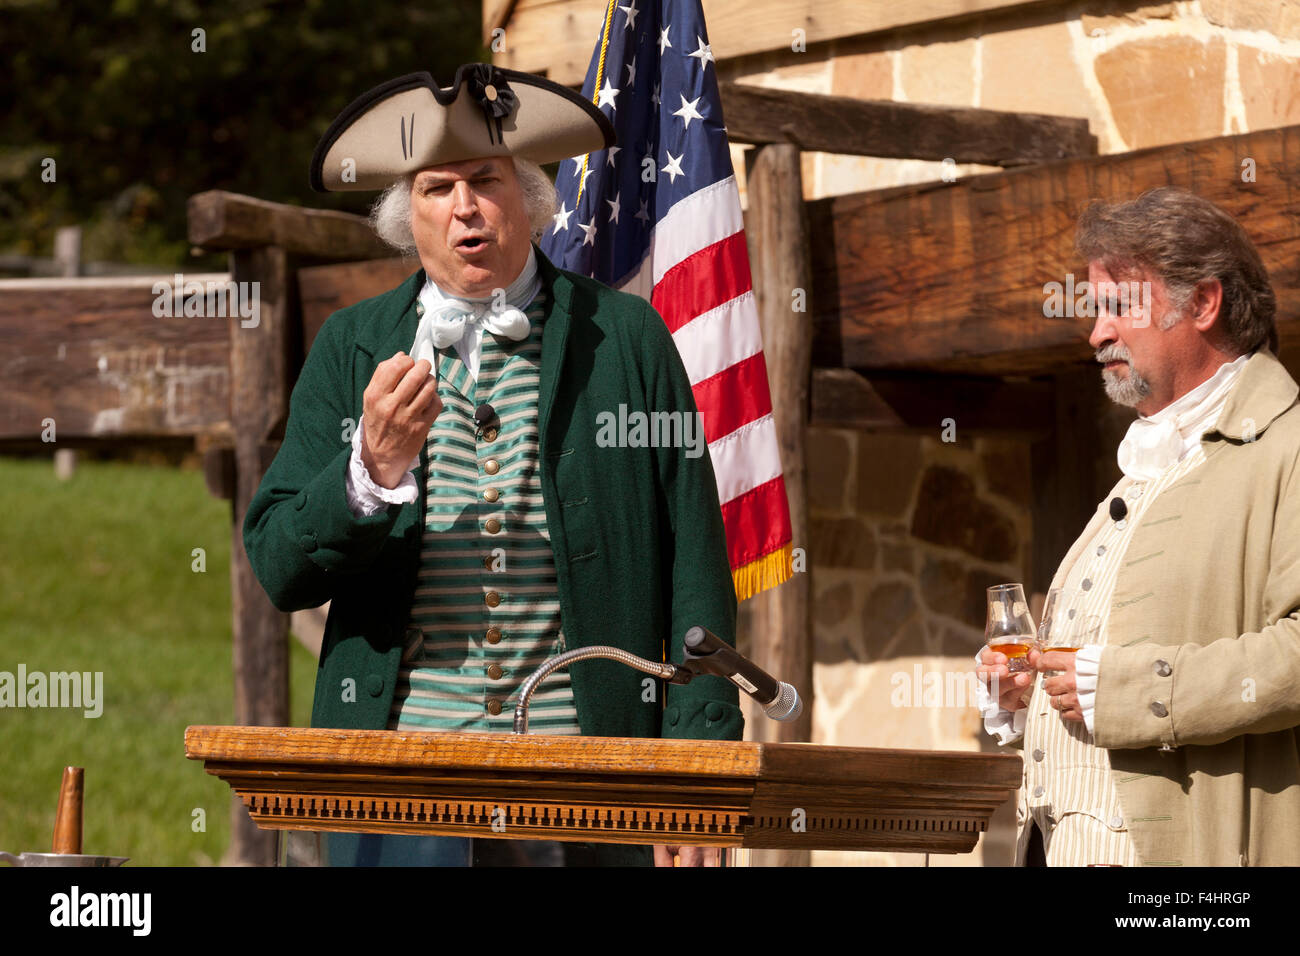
(243, 247, 744, 746)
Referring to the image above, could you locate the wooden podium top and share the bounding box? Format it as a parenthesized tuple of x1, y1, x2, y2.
(186, 725, 1021, 853)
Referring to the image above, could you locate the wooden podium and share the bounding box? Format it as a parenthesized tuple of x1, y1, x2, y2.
(187, 726, 1020, 854)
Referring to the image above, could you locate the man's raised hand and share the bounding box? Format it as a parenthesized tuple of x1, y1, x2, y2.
(360, 351, 442, 489)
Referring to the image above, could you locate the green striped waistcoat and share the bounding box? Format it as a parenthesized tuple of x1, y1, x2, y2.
(388, 293, 580, 734)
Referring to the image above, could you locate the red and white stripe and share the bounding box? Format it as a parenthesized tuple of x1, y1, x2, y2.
(618, 175, 792, 573)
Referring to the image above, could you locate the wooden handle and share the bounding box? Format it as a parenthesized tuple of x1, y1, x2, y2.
(51, 766, 84, 855)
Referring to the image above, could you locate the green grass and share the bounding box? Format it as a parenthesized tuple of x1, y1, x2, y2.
(0, 456, 319, 865)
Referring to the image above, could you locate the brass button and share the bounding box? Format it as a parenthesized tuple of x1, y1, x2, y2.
(485, 518, 501, 534)
(482, 426, 499, 442)
(484, 459, 500, 475)
(482, 555, 494, 571)
(483, 487, 500, 503)
(486, 627, 502, 644)
(487, 663, 503, 680)
(486, 698, 502, 716)
(485, 590, 501, 608)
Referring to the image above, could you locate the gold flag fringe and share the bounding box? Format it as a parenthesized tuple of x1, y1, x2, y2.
(731, 542, 794, 602)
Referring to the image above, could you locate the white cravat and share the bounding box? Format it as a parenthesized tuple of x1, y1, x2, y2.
(410, 247, 541, 382)
(1116, 352, 1251, 481)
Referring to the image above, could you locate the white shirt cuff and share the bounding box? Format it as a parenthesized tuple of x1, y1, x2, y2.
(345, 414, 419, 518)
(973, 649, 1027, 745)
(1075, 644, 1102, 735)
(984, 707, 1028, 746)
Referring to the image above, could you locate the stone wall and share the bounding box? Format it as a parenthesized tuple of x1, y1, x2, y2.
(726, 0, 1300, 865)
(722, 0, 1300, 201)
(806, 429, 1033, 866)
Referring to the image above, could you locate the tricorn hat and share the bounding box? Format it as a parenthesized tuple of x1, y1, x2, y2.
(310, 63, 615, 191)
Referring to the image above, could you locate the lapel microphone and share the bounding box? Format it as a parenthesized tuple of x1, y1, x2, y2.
(474, 403, 497, 437)
(1109, 497, 1128, 522)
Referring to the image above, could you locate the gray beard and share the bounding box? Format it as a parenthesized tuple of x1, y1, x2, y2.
(1101, 364, 1152, 407)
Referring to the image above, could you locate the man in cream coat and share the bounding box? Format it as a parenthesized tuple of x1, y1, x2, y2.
(978, 186, 1300, 866)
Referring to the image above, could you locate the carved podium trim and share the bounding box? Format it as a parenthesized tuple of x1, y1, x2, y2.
(186, 726, 1021, 852)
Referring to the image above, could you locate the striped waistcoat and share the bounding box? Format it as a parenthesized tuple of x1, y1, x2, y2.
(387, 292, 581, 734)
(1021, 451, 1207, 865)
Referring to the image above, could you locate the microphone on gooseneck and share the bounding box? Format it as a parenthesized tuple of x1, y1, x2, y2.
(681, 626, 803, 721)
(1109, 497, 1128, 522)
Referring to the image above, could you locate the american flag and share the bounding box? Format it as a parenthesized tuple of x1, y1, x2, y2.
(541, 0, 792, 600)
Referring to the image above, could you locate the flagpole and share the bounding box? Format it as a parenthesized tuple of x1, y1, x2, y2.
(577, 0, 619, 209)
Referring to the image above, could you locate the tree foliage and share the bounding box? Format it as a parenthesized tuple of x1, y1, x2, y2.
(0, 0, 484, 267)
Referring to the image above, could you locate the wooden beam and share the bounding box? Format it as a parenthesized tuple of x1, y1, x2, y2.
(0, 253, 416, 446)
(811, 368, 1055, 436)
(808, 123, 1300, 376)
(744, 142, 813, 869)
(0, 275, 231, 441)
(722, 84, 1095, 164)
(227, 246, 294, 867)
(298, 256, 421, 354)
(495, 0, 1054, 88)
(203, 443, 236, 500)
(188, 190, 393, 260)
(483, 0, 519, 43)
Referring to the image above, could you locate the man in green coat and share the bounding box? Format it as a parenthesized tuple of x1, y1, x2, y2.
(243, 66, 743, 866)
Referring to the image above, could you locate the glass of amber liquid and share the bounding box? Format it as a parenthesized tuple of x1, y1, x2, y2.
(1038, 588, 1083, 654)
(985, 583, 1038, 673)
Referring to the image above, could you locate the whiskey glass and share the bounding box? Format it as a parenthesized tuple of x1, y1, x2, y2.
(985, 583, 1038, 674)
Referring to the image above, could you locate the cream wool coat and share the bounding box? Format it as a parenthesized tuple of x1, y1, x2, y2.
(1020, 349, 1300, 866)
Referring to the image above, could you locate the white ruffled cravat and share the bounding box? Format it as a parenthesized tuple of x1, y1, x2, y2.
(1116, 352, 1250, 481)
(422, 299, 530, 350)
(410, 247, 541, 381)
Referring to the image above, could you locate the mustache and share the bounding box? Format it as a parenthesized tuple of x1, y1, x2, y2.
(1095, 343, 1131, 365)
